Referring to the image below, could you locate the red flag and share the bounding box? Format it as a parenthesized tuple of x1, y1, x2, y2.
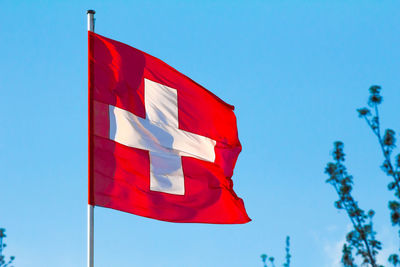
(88, 32, 250, 224)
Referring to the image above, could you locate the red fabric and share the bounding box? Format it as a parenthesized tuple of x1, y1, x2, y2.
(89, 31, 250, 224)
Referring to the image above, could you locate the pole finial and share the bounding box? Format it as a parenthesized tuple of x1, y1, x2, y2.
(87, 10, 95, 32)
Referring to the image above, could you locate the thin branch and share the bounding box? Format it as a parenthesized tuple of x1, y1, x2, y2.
(332, 164, 377, 266)
(363, 115, 400, 197)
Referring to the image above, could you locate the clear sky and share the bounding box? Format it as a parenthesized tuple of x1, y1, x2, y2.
(1, 1, 400, 266)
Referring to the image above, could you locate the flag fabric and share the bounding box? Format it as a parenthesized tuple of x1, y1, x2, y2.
(88, 32, 250, 224)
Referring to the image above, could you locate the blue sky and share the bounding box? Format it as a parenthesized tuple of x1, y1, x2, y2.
(1, 1, 400, 266)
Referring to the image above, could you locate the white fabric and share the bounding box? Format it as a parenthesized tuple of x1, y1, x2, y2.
(109, 79, 216, 195)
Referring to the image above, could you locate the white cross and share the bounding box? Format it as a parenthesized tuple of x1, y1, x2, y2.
(109, 79, 217, 195)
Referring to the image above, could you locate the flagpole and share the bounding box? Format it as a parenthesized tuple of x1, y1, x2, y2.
(87, 9, 95, 267)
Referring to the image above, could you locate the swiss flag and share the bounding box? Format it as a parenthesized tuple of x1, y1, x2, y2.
(88, 32, 250, 224)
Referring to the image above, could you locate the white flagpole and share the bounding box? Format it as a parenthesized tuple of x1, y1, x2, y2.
(87, 204, 94, 267)
(87, 9, 95, 267)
